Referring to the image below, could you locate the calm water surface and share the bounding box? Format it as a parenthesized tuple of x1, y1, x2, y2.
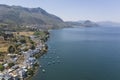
(33, 27, 120, 80)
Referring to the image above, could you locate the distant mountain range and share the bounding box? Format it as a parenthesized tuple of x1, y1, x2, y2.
(66, 20, 99, 27)
(66, 20, 120, 27)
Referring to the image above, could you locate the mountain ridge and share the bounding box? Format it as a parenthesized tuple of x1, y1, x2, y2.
(0, 4, 68, 29)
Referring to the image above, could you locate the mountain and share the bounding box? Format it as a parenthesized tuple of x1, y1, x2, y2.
(97, 21, 120, 27)
(66, 20, 99, 27)
(0, 4, 68, 30)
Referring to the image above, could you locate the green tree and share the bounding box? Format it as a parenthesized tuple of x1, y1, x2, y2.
(20, 39, 26, 43)
(8, 45, 16, 53)
(24, 48, 28, 51)
(30, 45, 35, 50)
(27, 69, 34, 76)
(0, 64, 4, 71)
(30, 40, 34, 44)
(8, 63, 15, 68)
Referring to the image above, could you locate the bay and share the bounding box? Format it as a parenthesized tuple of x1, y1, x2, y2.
(33, 27, 120, 80)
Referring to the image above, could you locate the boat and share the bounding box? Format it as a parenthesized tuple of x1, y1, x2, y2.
(42, 69, 45, 73)
(40, 65, 42, 68)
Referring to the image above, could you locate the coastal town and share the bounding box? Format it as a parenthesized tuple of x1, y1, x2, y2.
(0, 30, 49, 80)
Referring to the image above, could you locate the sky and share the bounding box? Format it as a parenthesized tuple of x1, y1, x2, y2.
(0, 0, 120, 22)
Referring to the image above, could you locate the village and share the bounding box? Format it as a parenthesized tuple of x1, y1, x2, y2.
(0, 30, 49, 80)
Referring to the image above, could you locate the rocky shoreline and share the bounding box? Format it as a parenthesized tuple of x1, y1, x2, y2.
(25, 46, 48, 80)
(25, 31, 49, 80)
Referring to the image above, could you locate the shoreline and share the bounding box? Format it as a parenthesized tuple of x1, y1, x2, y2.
(25, 32, 49, 80)
(25, 53, 46, 80)
(25, 61, 40, 80)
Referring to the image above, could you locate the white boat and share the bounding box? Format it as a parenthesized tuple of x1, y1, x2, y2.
(42, 69, 45, 72)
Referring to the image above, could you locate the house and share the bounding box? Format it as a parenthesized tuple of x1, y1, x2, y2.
(0, 73, 4, 80)
(0, 73, 13, 80)
(11, 65, 19, 70)
(28, 57, 36, 65)
(23, 51, 32, 59)
(24, 48, 40, 57)
(12, 75, 19, 80)
(23, 57, 37, 69)
(18, 69, 27, 79)
(3, 74, 13, 80)
(3, 63, 8, 68)
(9, 71, 19, 80)
(32, 49, 39, 55)
(8, 69, 14, 73)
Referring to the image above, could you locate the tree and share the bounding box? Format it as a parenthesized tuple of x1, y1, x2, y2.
(8, 45, 16, 53)
(8, 63, 15, 68)
(20, 39, 26, 43)
(30, 40, 34, 44)
(27, 69, 34, 76)
(0, 64, 4, 71)
(30, 45, 35, 50)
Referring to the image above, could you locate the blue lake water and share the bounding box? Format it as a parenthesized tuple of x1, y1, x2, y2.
(33, 27, 120, 80)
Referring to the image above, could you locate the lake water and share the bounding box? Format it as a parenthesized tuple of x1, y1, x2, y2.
(33, 27, 120, 80)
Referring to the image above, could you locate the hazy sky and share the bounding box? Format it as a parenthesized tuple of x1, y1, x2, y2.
(0, 0, 120, 22)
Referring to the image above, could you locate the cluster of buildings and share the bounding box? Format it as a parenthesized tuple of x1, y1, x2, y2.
(0, 35, 46, 80)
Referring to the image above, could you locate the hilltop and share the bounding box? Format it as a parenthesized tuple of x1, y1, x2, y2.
(0, 4, 67, 30)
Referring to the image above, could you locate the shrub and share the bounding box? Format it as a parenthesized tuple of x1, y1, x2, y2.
(8, 45, 16, 53)
(8, 63, 15, 68)
(0, 64, 4, 71)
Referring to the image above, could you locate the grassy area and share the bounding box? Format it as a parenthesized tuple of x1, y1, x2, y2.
(0, 47, 8, 52)
(0, 41, 9, 52)
(34, 31, 45, 35)
(13, 32, 34, 37)
(34, 31, 47, 37)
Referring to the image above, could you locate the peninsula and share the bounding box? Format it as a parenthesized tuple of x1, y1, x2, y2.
(0, 30, 49, 80)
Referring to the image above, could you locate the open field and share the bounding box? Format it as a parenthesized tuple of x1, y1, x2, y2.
(13, 32, 34, 36)
(0, 41, 9, 52)
(0, 47, 8, 52)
